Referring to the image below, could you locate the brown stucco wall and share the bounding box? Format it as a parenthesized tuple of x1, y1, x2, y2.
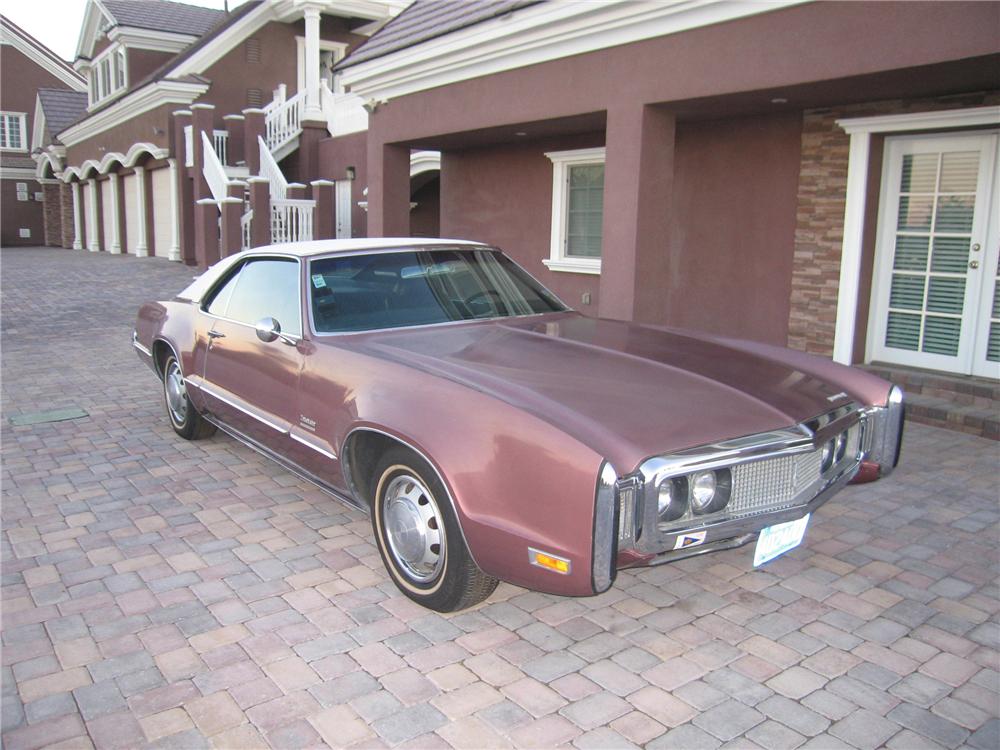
(317, 130, 367, 237)
(440, 134, 604, 312)
(666, 113, 802, 344)
(64, 104, 174, 167)
(409, 176, 439, 238)
(127, 48, 175, 87)
(1, 178, 44, 245)
(1, 45, 71, 118)
(787, 90, 1000, 358)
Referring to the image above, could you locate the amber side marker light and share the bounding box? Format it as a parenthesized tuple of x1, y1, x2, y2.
(528, 548, 571, 574)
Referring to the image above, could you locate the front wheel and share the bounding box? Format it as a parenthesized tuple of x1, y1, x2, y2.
(371, 447, 498, 612)
(162, 354, 215, 440)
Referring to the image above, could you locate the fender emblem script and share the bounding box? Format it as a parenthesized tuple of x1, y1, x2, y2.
(300, 415, 317, 431)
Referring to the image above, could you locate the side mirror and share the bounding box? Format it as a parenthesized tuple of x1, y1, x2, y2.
(255, 317, 282, 343)
(255, 317, 298, 346)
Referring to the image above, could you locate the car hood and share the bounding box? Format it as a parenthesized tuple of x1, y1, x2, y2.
(361, 313, 887, 472)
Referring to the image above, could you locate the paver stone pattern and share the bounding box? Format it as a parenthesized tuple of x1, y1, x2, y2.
(2, 247, 998, 749)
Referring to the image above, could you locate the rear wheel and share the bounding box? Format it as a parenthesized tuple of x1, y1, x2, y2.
(371, 447, 498, 612)
(162, 354, 215, 440)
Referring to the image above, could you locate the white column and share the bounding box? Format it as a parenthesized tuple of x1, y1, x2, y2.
(71, 181, 83, 250)
(134, 166, 149, 257)
(167, 158, 181, 262)
(108, 173, 122, 254)
(86, 179, 100, 252)
(303, 5, 323, 120)
(832, 131, 871, 365)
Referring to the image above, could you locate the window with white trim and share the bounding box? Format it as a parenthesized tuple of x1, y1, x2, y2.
(0, 113, 27, 151)
(544, 147, 605, 274)
(88, 44, 128, 106)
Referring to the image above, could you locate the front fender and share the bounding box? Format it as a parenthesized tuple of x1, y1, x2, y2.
(342, 370, 606, 597)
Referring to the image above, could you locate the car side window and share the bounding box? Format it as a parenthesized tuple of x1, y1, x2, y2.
(201, 258, 302, 336)
(205, 265, 242, 317)
(225, 258, 302, 336)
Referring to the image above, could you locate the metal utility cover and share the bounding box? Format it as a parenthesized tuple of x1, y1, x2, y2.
(8, 407, 89, 426)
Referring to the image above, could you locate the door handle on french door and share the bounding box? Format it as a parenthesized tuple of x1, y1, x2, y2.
(969, 260, 980, 269)
(207, 330, 226, 339)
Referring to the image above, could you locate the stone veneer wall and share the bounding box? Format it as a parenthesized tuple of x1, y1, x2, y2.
(42, 183, 63, 247)
(60, 183, 74, 249)
(787, 91, 1000, 357)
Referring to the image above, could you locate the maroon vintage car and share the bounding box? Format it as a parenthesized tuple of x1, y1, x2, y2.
(134, 239, 904, 612)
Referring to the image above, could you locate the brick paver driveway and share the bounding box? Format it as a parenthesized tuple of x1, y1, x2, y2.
(2, 246, 998, 750)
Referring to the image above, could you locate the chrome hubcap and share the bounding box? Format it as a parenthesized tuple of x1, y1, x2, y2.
(383, 474, 445, 583)
(165, 362, 188, 425)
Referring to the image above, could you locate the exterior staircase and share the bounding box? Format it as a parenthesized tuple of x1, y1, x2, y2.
(862, 364, 1000, 440)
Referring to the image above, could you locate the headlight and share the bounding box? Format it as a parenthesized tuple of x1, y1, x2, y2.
(656, 477, 687, 522)
(689, 469, 732, 515)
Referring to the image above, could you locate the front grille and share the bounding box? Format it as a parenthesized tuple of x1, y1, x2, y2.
(728, 449, 822, 515)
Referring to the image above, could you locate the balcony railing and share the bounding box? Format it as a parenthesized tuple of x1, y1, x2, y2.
(271, 199, 314, 244)
(184, 126, 230, 167)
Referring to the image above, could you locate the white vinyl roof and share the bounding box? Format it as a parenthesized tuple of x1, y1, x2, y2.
(176, 238, 489, 302)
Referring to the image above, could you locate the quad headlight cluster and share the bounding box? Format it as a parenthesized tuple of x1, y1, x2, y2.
(656, 468, 733, 525)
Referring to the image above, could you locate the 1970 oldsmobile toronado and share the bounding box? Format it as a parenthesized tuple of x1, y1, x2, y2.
(134, 239, 904, 612)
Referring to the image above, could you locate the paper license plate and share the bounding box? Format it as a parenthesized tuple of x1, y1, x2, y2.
(753, 514, 810, 567)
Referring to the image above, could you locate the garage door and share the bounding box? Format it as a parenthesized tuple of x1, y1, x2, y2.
(101, 178, 116, 252)
(123, 173, 139, 254)
(151, 167, 173, 259)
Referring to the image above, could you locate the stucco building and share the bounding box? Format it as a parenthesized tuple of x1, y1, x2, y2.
(0, 16, 87, 247)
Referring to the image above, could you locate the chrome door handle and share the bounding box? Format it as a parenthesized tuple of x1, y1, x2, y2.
(207, 330, 226, 339)
(969, 260, 980, 269)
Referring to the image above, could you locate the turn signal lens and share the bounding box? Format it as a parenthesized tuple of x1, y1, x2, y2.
(529, 548, 571, 575)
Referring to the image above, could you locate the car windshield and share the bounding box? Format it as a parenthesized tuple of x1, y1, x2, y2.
(309, 248, 568, 333)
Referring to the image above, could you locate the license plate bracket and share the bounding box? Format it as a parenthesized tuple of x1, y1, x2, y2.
(753, 514, 810, 567)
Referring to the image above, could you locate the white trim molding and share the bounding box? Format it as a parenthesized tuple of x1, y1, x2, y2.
(832, 106, 1000, 365)
(59, 79, 207, 146)
(109, 27, 197, 55)
(61, 142, 169, 182)
(410, 150, 440, 176)
(340, 0, 807, 101)
(543, 147, 605, 275)
(0, 167, 38, 180)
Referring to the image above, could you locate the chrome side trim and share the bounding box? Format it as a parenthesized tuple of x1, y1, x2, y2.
(191, 379, 287, 434)
(290, 431, 338, 460)
(132, 335, 152, 358)
(204, 414, 365, 512)
(341, 426, 481, 571)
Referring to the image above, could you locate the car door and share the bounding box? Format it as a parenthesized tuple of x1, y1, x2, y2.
(198, 256, 304, 454)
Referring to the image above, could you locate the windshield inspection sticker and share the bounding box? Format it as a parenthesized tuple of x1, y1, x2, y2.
(674, 531, 707, 550)
(312, 274, 327, 288)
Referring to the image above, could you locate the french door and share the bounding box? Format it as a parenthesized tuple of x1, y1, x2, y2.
(869, 132, 1000, 378)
